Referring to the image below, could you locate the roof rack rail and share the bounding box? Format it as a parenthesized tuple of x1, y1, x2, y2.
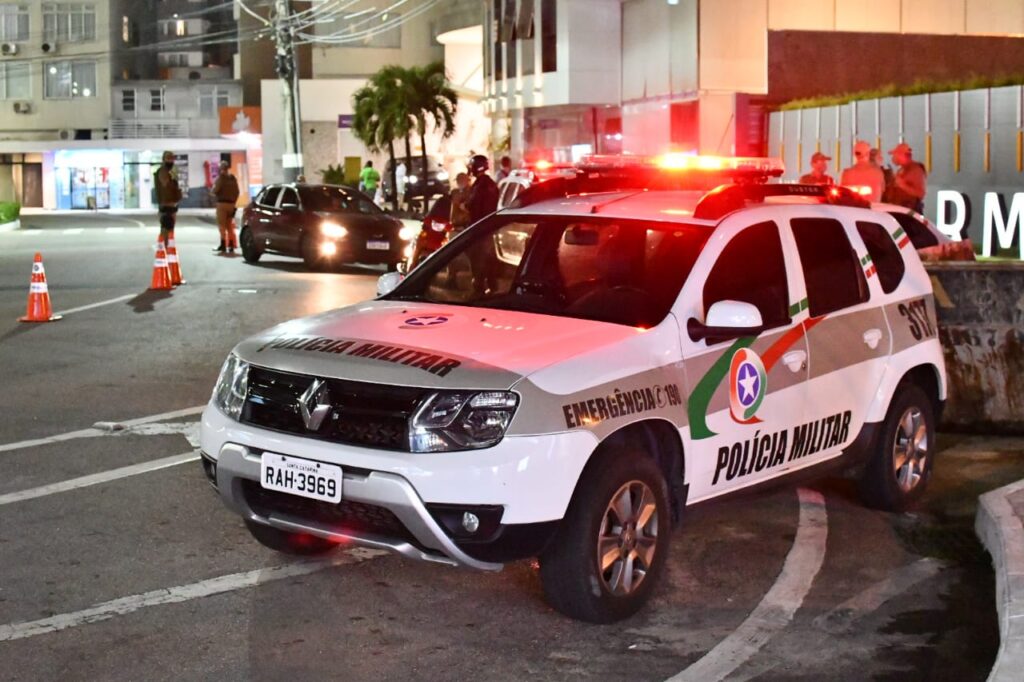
(693, 183, 872, 220)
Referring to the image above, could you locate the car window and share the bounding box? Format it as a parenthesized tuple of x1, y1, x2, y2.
(856, 221, 905, 294)
(498, 183, 519, 209)
(261, 187, 281, 207)
(301, 186, 381, 214)
(791, 217, 870, 317)
(703, 221, 790, 329)
(387, 215, 711, 328)
(279, 188, 299, 207)
(889, 212, 939, 248)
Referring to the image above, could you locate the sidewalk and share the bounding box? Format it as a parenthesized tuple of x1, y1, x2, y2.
(19, 208, 216, 217)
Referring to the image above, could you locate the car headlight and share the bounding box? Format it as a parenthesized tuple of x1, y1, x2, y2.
(212, 353, 249, 420)
(321, 221, 348, 238)
(407, 174, 419, 184)
(437, 170, 449, 182)
(409, 391, 519, 452)
(399, 225, 418, 241)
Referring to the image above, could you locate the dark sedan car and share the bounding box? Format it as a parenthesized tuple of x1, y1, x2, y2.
(240, 183, 415, 270)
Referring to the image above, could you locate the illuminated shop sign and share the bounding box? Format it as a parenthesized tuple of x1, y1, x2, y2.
(935, 190, 1024, 259)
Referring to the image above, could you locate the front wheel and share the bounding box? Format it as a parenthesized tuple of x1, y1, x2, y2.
(539, 448, 670, 623)
(301, 235, 322, 271)
(858, 384, 936, 512)
(244, 519, 338, 556)
(240, 227, 262, 263)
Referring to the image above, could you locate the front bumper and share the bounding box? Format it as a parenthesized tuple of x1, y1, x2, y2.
(201, 404, 597, 570)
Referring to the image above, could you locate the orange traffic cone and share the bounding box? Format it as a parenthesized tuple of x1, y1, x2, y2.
(19, 253, 61, 323)
(167, 230, 186, 285)
(149, 238, 174, 291)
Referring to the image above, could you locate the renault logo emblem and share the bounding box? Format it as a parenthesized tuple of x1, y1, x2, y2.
(298, 378, 332, 431)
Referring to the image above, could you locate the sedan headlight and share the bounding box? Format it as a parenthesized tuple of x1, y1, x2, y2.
(213, 354, 249, 420)
(399, 225, 418, 241)
(407, 174, 419, 184)
(321, 221, 348, 238)
(437, 170, 450, 182)
(410, 391, 519, 452)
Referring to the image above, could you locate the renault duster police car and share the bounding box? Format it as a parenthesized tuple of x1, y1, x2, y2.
(200, 155, 946, 623)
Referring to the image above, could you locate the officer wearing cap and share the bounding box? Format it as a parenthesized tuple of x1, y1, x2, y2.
(885, 142, 927, 213)
(840, 141, 885, 202)
(799, 152, 835, 186)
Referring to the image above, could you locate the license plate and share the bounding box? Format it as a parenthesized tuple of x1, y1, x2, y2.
(260, 453, 342, 503)
(367, 239, 390, 250)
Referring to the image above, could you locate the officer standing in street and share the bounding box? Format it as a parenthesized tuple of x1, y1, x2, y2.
(798, 152, 835, 185)
(885, 142, 928, 213)
(840, 141, 885, 202)
(467, 154, 499, 224)
(155, 151, 182, 243)
(211, 159, 241, 254)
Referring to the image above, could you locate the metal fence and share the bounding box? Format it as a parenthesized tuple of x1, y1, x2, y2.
(768, 86, 1024, 259)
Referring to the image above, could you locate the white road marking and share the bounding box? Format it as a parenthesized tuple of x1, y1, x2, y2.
(105, 227, 125, 234)
(812, 558, 944, 634)
(18, 229, 41, 235)
(54, 293, 135, 317)
(62, 228, 84, 235)
(0, 549, 388, 642)
(0, 452, 199, 507)
(668, 488, 829, 682)
(0, 404, 205, 454)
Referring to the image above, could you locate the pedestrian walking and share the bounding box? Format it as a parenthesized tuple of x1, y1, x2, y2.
(798, 152, 835, 185)
(211, 160, 241, 254)
(358, 160, 380, 195)
(495, 155, 513, 182)
(840, 141, 885, 202)
(154, 151, 182, 242)
(449, 172, 472, 232)
(885, 143, 927, 213)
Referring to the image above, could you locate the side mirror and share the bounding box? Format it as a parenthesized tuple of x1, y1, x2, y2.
(688, 300, 765, 343)
(377, 271, 403, 297)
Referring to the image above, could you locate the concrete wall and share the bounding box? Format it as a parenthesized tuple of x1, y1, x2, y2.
(928, 263, 1024, 434)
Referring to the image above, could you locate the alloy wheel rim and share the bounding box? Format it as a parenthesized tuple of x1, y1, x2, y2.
(596, 480, 659, 596)
(893, 407, 928, 493)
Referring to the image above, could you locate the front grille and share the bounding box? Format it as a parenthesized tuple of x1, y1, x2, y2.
(241, 366, 427, 451)
(242, 480, 422, 548)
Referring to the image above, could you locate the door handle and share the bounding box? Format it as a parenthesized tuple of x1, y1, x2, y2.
(863, 328, 883, 350)
(782, 350, 806, 373)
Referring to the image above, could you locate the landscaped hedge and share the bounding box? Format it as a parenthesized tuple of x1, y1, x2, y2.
(0, 202, 20, 224)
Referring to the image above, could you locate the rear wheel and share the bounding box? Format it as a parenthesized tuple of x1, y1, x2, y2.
(539, 447, 670, 623)
(245, 519, 338, 556)
(240, 226, 262, 263)
(859, 383, 935, 512)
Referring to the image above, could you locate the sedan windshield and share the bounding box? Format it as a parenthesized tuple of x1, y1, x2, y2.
(386, 214, 712, 328)
(301, 186, 380, 214)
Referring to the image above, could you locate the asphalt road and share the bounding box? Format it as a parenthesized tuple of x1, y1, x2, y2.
(0, 213, 1019, 681)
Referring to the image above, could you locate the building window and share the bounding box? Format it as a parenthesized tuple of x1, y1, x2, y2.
(121, 88, 135, 113)
(0, 60, 29, 99)
(175, 19, 186, 37)
(42, 3, 96, 44)
(0, 4, 29, 42)
(541, 0, 556, 73)
(122, 16, 130, 43)
(198, 87, 231, 117)
(44, 60, 95, 99)
(150, 88, 164, 112)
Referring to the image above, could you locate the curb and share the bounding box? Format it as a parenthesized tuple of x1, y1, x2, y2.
(0, 219, 21, 233)
(976, 477, 1024, 681)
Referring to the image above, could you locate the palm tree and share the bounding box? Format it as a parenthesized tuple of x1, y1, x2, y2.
(407, 61, 458, 213)
(352, 67, 415, 211)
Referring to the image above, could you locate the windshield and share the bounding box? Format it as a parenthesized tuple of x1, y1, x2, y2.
(386, 214, 712, 327)
(300, 186, 380, 214)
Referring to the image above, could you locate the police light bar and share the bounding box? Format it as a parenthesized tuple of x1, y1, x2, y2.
(577, 153, 785, 177)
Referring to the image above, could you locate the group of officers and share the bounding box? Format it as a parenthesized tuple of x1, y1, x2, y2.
(798, 141, 926, 212)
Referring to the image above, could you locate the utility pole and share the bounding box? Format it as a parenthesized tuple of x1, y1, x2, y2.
(272, 0, 304, 182)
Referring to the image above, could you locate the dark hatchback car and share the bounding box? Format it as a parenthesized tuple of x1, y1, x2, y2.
(240, 183, 415, 270)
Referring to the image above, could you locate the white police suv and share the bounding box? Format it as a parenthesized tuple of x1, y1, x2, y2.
(201, 155, 946, 623)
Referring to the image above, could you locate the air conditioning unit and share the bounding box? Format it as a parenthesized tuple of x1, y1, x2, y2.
(0, 43, 17, 56)
(57, 128, 76, 141)
(41, 42, 57, 54)
(12, 101, 30, 114)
